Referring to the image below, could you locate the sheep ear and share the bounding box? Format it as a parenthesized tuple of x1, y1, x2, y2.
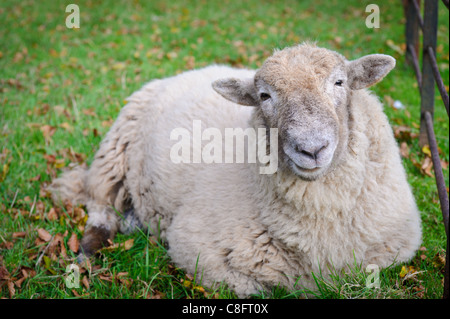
(346, 54, 396, 90)
(212, 78, 258, 106)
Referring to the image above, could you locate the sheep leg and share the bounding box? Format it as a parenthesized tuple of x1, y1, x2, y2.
(78, 203, 120, 261)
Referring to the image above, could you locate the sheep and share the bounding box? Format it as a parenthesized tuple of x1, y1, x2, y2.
(50, 43, 422, 297)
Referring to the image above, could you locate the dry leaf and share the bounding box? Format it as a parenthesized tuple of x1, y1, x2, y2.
(40, 125, 57, 141)
(150, 290, 166, 299)
(14, 267, 36, 288)
(441, 159, 448, 170)
(100, 238, 134, 252)
(68, 233, 79, 253)
(81, 275, 90, 290)
(421, 156, 433, 177)
(59, 122, 73, 132)
(0, 266, 10, 280)
(7, 280, 15, 298)
(47, 207, 58, 221)
(112, 62, 126, 70)
(400, 142, 409, 158)
(386, 39, 405, 55)
(37, 228, 52, 242)
(82, 108, 97, 117)
(393, 126, 418, 141)
(12, 232, 27, 238)
(422, 145, 432, 157)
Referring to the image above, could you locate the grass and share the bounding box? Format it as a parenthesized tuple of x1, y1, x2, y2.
(0, 0, 448, 299)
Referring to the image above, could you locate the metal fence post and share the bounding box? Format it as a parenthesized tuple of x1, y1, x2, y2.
(419, 0, 438, 147)
(405, 0, 420, 66)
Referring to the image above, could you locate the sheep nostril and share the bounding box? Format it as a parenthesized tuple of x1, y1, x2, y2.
(300, 149, 316, 160)
(296, 142, 328, 161)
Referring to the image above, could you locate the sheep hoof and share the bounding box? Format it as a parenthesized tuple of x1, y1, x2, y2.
(76, 253, 91, 266)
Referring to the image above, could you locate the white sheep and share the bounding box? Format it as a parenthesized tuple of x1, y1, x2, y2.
(50, 43, 422, 297)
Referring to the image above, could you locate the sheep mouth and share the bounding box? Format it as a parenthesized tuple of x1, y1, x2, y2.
(286, 157, 325, 179)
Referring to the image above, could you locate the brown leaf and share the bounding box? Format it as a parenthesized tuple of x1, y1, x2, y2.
(59, 122, 73, 132)
(0, 266, 10, 280)
(149, 290, 166, 299)
(29, 174, 41, 182)
(46, 233, 64, 257)
(81, 275, 90, 290)
(43, 154, 56, 164)
(72, 207, 86, 223)
(12, 232, 27, 238)
(40, 125, 57, 142)
(14, 267, 36, 288)
(37, 228, 52, 242)
(393, 125, 418, 141)
(68, 233, 79, 253)
(400, 142, 409, 158)
(82, 108, 97, 117)
(1, 241, 14, 250)
(100, 238, 134, 252)
(421, 156, 433, 177)
(72, 289, 81, 297)
(47, 207, 58, 221)
(99, 274, 112, 282)
(7, 280, 15, 298)
(59, 236, 67, 258)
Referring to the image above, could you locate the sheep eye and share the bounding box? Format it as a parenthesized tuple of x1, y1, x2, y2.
(335, 80, 343, 86)
(260, 93, 271, 101)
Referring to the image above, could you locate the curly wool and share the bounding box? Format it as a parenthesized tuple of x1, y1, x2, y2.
(50, 44, 422, 297)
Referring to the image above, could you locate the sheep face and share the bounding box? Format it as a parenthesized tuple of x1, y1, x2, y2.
(213, 44, 395, 180)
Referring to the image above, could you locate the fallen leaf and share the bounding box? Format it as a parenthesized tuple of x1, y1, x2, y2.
(400, 142, 409, 158)
(422, 145, 432, 157)
(68, 233, 79, 253)
(47, 207, 58, 221)
(59, 122, 73, 132)
(149, 290, 166, 299)
(12, 232, 27, 238)
(40, 125, 57, 142)
(29, 174, 41, 182)
(81, 275, 89, 290)
(0, 266, 10, 280)
(413, 285, 425, 298)
(43, 154, 56, 164)
(399, 265, 410, 278)
(112, 62, 126, 70)
(42, 255, 56, 275)
(100, 238, 134, 252)
(99, 274, 112, 282)
(14, 267, 36, 288)
(421, 156, 433, 177)
(82, 108, 97, 117)
(441, 159, 448, 170)
(72, 289, 81, 297)
(393, 125, 418, 141)
(7, 280, 15, 298)
(386, 39, 405, 55)
(37, 228, 52, 242)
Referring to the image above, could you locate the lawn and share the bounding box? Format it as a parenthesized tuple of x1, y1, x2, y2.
(0, 0, 448, 299)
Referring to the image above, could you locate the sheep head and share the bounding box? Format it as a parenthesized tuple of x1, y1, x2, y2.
(213, 43, 395, 180)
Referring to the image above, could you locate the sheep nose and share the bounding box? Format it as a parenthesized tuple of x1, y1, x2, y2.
(295, 141, 329, 161)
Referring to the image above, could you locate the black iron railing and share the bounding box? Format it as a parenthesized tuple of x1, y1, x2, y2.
(404, 0, 449, 299)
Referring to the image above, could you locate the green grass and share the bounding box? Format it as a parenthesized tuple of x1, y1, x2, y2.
(0, 0, 448, 299)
